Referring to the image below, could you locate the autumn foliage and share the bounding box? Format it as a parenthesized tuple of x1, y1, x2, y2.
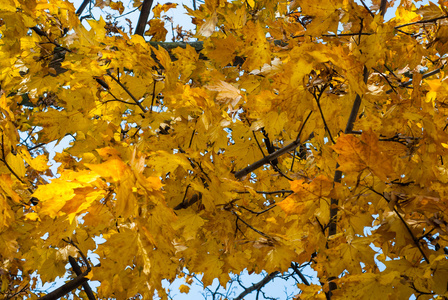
(1, 0, 448, 299)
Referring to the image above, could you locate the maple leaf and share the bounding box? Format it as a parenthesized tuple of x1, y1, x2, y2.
(332, 129, 394, 181)
(110, 1, 124, 14)
(206, 80, 242, 108)
(197, 12, 218, 38)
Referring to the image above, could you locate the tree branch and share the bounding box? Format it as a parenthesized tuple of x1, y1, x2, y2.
(379, 0, 387, 17)
(235, 189, 293, 195)
(328, 66, 368, 236)
(395, 15, 448, 29)
(313, 84, 335, 144)
(290, 262, 310, 286)
(234, 140, 301, 180)
(68, 256, 96, 300)
(235, 112, 313, 180)
(393, 207, 430, 264)
(233, 271, 280, 300)
(233, 211, 271, 238)
(359, 0, 375, 18)
(239, 204, 277, 216)
(107, 71, 147, 113)
(135, 0, 154, 36)
(386, 63, 446, 94)
(76, 0, 90, 16)
(38, 271, 90, 300)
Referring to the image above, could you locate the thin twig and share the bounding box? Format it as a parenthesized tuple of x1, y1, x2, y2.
(30, 27, 72, 53)
(372, 67, 398, 94)
(63, 238, 91, 269)
(233, 272, 280, 300)
(386, 63, 446, 94)
(296, 111, 313, 142)
(313, 84, 335, 144)
(5, 284, 29, 300)
(235, 139, 301, 180)
(233, 211, 271, 238)
(359, 0, 375, 18)
(291, 32, 372, 38)
(235, 113, 313, 180)
(393, 207, 430, 264)
(235, 189, 293, 195)
(188, 129, 196, 148)
(150, 80, 157, 113)
(27, 143, 46, 151)
(395, 15, 448, 29)
(239, 204, 277, 215)
(383, 64, 399, 79)
(253, 131, 267, 157)
(107, 71, 147, 113)
(102, 99, 137, 105)
(290, 262, 310, 286)
(271, 164, 294, 181)
(290, 149, 296, 171)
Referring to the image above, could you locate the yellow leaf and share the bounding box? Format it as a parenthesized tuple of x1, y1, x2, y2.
(152, 2, 177, 18)
(0, 194, 13, 229)
(416, 2, 445, 21)
(206, 80, 242, 107)
(331, 129, 394, 181)
(173, 210, 205, 241)
(6, 152, 25, 178)
(0, 174, 21, 203)
(20, 150, 49, 171)
(198, 12, 218, 38)
(179, 284, 190, 294)
(24, 212, 40, 221)
(85, 158, 129, 182)
(242, 21, 271, 70)
(110, 1, 124, 14)
(264, 111, 288, 135)
(33, 180, 81, 218)
(145, 19, 168, 41)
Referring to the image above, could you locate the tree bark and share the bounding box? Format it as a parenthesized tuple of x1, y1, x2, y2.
(135, 0, 154, 36)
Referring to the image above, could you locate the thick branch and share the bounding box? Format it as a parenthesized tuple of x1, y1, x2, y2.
(149, 41, 204, 52)
(76, 0, 90, 16)
(290, 262, 310, 286)
(328, 67, 368, 237)
(379, 0, 387, 17)
(135, 0, 154, 36)
(326, 66, 369, 300)
(69, 256, 96, 300)
(39, 271, 89, 300)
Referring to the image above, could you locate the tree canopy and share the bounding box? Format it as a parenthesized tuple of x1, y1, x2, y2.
(1, 0, 448, 299)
